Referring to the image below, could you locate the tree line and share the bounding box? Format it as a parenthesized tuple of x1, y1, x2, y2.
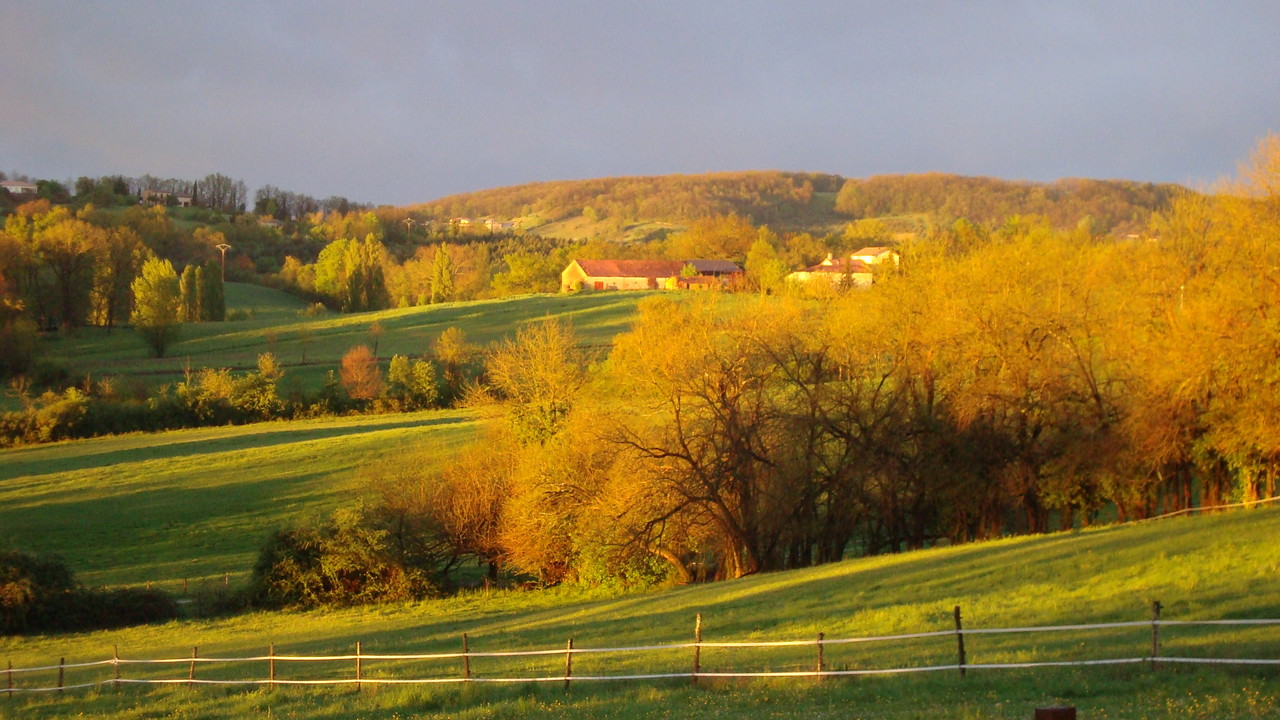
(277, 136, 1280, 597)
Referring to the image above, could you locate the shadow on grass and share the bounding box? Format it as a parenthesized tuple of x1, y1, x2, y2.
(0, 413, 471, 481)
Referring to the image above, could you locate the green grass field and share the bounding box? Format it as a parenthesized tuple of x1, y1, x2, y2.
(0, 408, 484, 588)
(32, 284, 649, 402)
(3, 285, 1279, 717)
(2, 416, 1279, 720)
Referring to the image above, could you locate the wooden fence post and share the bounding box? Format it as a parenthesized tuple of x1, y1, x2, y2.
(953, 606, 967, 678)
(692, 613, 702, 686)
(269, 643, 276, 690)
(188, 646, 197, 689)
(1150, 600, 1163, 669)
(57, 657, 65, 694)
(113, 645, 120, 692)
(563, 638, 574, 690)
(816, 632, 825, 679)
(462, 633, 471, 681)
(355, 641, 362, 691)
(6, 659, 12, 700)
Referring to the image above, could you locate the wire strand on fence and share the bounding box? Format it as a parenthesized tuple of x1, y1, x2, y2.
(6, 613, 1277, 695)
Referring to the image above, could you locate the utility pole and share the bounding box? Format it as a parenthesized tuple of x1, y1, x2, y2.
(216, 243, 231, 282)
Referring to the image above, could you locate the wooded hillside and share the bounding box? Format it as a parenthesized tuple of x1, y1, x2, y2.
(414, 171, 1188, 238)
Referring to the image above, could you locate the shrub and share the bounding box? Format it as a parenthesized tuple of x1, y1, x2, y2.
(1, 550, 176, 635)
(0, 318, 40, 377)
(1, 550, 75, 634)
(386, 354, 440, 410)
(249, 505, 440, 608)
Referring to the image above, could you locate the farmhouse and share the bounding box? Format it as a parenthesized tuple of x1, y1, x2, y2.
(850, 246, 900, 266)
(561, 258, 742, 292)
(787, 253, 874, 288)
(1, 180, 37, 196)
(141, 189, 193, 207)
(683, 258, 743, 278)
(561, 259, 684, 292)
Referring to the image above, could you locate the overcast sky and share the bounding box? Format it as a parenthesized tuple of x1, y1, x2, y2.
(2, 2, 1277, 206)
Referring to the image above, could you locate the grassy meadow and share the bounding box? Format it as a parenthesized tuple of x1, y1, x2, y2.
(30, 284, 649, 403)
(2, 470, 1279, 718)
(0, 408, 484, 588)
(4, 287, 1279, 718)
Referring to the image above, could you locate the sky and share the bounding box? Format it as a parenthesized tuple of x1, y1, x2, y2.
(2, 1, 1278, 207)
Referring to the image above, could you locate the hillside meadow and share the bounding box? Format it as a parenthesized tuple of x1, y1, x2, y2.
(29, 283, 649, 404)
(0, 408, 484, 588)
(1, 506, 1278, 719)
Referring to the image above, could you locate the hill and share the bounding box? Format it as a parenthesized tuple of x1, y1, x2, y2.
(0, 409, 484, 587)
(32, 284, 650, 402)
(0, 452, 1276, 720)
(413, 171, 1187, 240)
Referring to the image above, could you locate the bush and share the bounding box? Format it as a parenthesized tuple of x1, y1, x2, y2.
(0, 318, 40, 377)
(1, 550, 75, 634)
(386, 355, 440, 410)
(249, 505, 440, 608)
(1, 550, 176, 635)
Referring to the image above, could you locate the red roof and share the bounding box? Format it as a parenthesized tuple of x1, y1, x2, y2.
(573, 259, 686, 278)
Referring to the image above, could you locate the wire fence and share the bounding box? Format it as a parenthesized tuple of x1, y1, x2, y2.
(6, 603, 1279, 696)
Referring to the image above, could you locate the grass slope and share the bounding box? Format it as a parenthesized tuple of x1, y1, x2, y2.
(37, 285, 649, 398)
(0, 408, 483, 587)
(2, 503, 1279, 718)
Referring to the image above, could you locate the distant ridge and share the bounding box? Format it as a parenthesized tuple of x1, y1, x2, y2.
(413, 171, 1188, 238)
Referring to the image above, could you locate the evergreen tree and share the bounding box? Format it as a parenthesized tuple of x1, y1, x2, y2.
(178, 264, 199, 322)
(201, 261, 225, 320)
(193, 265, 206, 321)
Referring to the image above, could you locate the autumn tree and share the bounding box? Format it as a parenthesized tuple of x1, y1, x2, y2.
(131, 256, 182, 357)
(433, 326, 477, 401)
(340, 345, 384, 401)
(90, 227, 144, 330)
(486, 317, 586, 445)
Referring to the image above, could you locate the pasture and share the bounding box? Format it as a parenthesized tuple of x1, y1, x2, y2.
(2, 480, 1278, 718)
(0, 408, 484, 588)
(34, 284, 649, 400)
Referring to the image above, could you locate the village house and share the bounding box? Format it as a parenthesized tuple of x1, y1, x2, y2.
(561, 258, 742, 292)
(787, 253, 874, 288)
(850, 246, 900, 266)
(0, 180, 38, 197)
(140, 189, 192, 207)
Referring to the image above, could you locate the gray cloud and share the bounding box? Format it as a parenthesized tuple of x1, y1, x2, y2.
(2, 1, 1277, 204)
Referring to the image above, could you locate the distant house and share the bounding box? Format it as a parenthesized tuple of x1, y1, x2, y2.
(0, 180, 37, 196)
(561, 258, 743, 292)
(140, 189, 193, 207)
(684, 259, 743, 278)
(787, 253, 874, 288)
(850, 246, 900, 266)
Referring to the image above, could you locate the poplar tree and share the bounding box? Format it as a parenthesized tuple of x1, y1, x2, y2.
(179, 264, 199, 321)
(429, 243, 455, 303)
